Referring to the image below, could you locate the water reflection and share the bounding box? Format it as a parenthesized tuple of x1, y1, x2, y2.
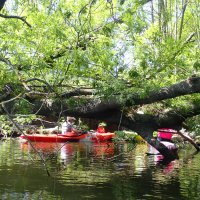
(0, 140, 200, 199)
(20, 141, 115, 161)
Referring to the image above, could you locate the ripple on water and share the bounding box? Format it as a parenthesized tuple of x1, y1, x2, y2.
(2, 140, 200, 200)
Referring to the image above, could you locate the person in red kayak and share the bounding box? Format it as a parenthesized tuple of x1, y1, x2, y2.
(62, 116, 79, 135)
(97, 122, 107, 133)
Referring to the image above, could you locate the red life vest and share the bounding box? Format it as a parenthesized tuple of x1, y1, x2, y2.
(97, 126, 105, 133)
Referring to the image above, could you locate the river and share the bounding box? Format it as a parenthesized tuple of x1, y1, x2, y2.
(0, 139, 199, 200)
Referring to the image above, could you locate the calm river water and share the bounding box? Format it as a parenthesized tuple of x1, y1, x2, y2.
(0, 139, 199, 200)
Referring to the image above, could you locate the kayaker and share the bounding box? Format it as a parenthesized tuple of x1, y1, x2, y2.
(152, 131, 158, 139)
(97, 122, 106, 133)
(62, 116, 79, 135)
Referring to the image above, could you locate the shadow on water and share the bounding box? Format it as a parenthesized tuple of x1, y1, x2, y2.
(0, 139, 200, 199)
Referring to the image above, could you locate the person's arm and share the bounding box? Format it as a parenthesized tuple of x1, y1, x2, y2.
(71, 126, 80, 133)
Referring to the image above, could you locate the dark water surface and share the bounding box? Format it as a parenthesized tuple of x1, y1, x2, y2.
(0, 139, 199, 200)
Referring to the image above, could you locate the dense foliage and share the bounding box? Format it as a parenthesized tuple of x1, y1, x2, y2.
(0, 0, 200, 135)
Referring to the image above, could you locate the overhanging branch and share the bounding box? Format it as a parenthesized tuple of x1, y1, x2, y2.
(126, 77, 200, 106)
(0, 13, 31, 27)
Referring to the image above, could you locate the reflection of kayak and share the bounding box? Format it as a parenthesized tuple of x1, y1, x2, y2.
(88, 132, 115, 142)
(21, 142, 63, 152)
(19, 132, 115, 143)
(147, 140, 177, 156)
(20, 141, 115, 163)
(93, 142, 114, 157)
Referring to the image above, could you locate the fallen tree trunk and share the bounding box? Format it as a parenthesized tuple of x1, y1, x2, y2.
(1, 77, 200, 159)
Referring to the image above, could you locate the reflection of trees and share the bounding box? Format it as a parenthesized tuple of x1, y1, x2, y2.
(2, 140, 200, 199)
(57, 143, 150, 187)
(178, 149, 200, 200)
(110, 145, 196, 200)
(0, 140, 56, 199)
(0, 140, 27, 166)
(111, 164, 183, 200)
(57, 142, 116, 184)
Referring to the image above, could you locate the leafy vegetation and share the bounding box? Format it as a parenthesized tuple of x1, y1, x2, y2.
(1, 0, 200, 136)
(114, 131, 145, 143)
(0, 114, 37, 137)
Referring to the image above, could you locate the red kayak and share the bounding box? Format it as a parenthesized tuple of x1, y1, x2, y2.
(19, 132, 115, 143)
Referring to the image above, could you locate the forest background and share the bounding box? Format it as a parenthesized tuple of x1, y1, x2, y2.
(0, 0, 200, 142)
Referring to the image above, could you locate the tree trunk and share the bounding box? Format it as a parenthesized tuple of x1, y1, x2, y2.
(0, 0, 6, 10)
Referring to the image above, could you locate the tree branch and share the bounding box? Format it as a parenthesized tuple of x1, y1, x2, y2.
(0, 93, 23, 105)
(126, 76, 200, 106)
(0, 13, 31, 28)
(1, 103, 50, 176)
(25, 78, 54, 92)
(179, 0, 189, 39)
(61, 88, 94, 98)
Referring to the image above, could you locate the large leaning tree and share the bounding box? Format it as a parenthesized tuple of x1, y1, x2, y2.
(1, 0, 200, 147)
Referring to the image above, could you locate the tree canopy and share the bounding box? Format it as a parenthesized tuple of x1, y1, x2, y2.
(1, 0, 200, 141)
